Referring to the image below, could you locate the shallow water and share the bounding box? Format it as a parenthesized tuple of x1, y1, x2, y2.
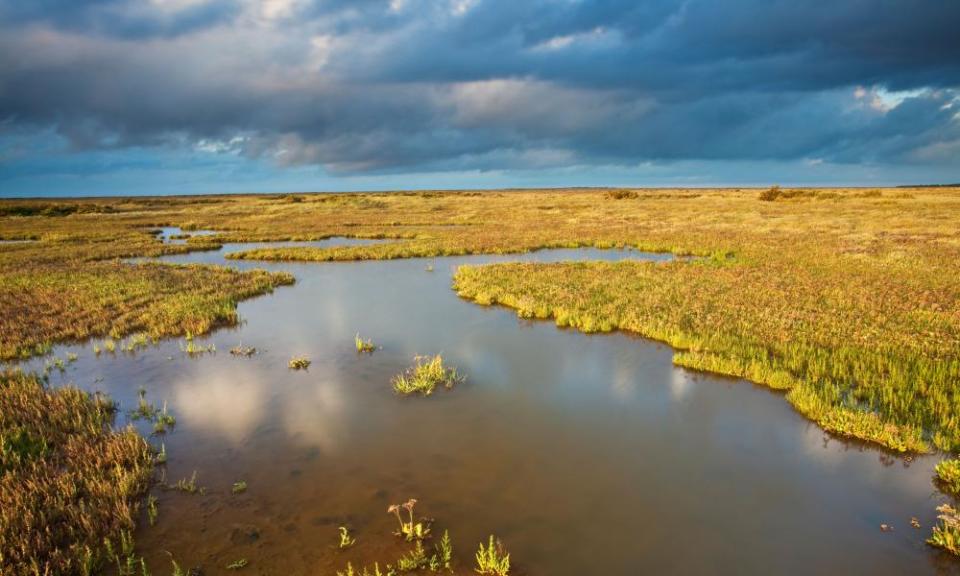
(22, 242, 960, 575)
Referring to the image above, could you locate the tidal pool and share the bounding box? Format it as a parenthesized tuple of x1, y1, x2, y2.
(24, 242, 960, 575)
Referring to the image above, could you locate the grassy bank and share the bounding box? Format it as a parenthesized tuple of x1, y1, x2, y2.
(453, 251, 956, 453)
(0, 261, 294, 361)
(0, 370, 154, 575)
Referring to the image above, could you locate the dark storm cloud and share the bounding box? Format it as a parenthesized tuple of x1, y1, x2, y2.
(0, 0, 957, 175)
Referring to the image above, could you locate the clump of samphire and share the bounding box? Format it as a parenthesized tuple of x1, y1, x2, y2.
(355, 333, 377, 353)
(289, 356, 311, 370)
(392, 354, 464, 396)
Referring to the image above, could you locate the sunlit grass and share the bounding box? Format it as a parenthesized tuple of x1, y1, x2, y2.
(392, 355, 464, 396)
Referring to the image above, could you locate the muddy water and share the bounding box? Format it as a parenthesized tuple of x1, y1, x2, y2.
(24, 241, 960, 575)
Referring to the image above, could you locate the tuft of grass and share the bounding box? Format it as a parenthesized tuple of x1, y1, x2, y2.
(232, 480, 248, 494)
(475, 535, 510, 576)
(226, 558, 249, 570)
(0, 370, 153, 575)
(355, 333, 377, 353)
(935, 459, 960, 495)
(392, 355, 464, 396)
(288, 356, 311, 370)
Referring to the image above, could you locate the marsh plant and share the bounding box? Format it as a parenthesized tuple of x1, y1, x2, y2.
(289, 356, 311, 370)
(180, 334, 215, 356)
(168, 470, 204, 495)
(230, 342, 257, 357)
(146, 495, 159, 526)
(392, 355, 464, 396)
(935, 458, 960, 495)
(388, 499, 431, 541)
(339, 526, 356, 549)
(355, 333, 377, 353)
(475, 535, 511, 576)
(929, 504, 960, 556)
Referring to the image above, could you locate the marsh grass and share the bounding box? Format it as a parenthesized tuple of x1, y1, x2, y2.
(392, 355, 464, 396)
(0, 370, 153, 575)
(453, 253, 957, 453)
(2, 189, 958, 454)
(0, 259, 292, 361)
(180, 333, 215, 356)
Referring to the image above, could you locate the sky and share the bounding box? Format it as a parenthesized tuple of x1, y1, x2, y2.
(1, 0, 959, 197)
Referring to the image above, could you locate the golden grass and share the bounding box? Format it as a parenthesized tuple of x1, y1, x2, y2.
(0, 370, 153, 575)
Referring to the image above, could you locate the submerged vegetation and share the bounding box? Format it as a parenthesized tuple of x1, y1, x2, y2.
(392, 355, 464, 396)
(0, 370, 153, 575)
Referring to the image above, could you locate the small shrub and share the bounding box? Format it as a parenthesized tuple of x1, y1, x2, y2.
(604, 189, 638, 200)
(759, 185, 782, 201)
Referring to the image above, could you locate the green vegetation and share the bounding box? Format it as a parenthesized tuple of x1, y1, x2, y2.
(232, 480, 248, 494)
(935, 459, 960, 496)
(289, 356, 311, 370)
(337, 502, 466, 575)
(0, 370, 153, 575)
(392, 355, 464, 396)
(356, 333, 377, 353)
(475, 535, 511, 576)
(226, 558, 249, 570)
(930, 504, 960, 556)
